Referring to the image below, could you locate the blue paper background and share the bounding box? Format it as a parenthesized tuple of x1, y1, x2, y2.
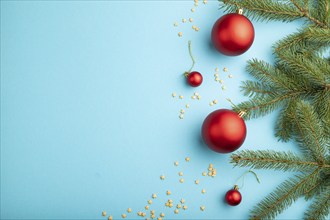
(1, 1, 316, 219)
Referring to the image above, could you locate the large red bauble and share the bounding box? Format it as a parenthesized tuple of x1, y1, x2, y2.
(225, 188, 242, 206)
(201, 109, 246, 153)
(211, 13, 254, 56)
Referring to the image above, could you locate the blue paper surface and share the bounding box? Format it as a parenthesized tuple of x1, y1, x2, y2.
(1, 1, 314, 219)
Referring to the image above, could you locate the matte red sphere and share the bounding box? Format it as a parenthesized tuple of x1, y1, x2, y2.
(211, 13, 254, 56)
(187, 71, 203, 87)
(201, 109, 246, 153)
(225, 189, 242, 206)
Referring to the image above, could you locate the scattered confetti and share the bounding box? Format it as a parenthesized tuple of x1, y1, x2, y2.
(195, 27, 200, 32)
(223, 67, 228, 72)
(121, 214, 127, 218)
(157, 218, 162, 220)
(183, 205, 188, 210)
(185, 104, 190, 108)
(127, 208, 132, 213)
(213, 100, 218, 104)
(178, 32, 183, 37)
(160, 213, 165, 217)
(191, 95, 196, 99)
(200, 206, 205, 211)
(189, 18, 193, 22)
(209, 102, 214, 106)
(179, 114, 184, 119)
(191, 8, 195, 12)
(195, 179, 199, 184)
(180, 109, 185, 114)
(152, 193, 157, 199)
(108, 216, 113, 220)
(102, 211, 107, 217)
(179, 178, 184, 183)
(160, 175, 165, 180)
(194, 3, 198, 6)
(202, 171, 207, 176)
(174, 161, 179, 166)
(219, 79, 224, 84)
(180, 198, 185, 204)
(214, 73, 219, 77)
(203, 0, 208, 4)
(174, 22, 178, 27)
(197, 95, 201, 100)
(222, 85, 226, 91)
(194, 92, 199, 96)
(177, 204, 182, 209)
(166, 190, 171, 195)
(179, 95, 184, 99)
(185, 157, 190, 162)
(174, 209, 179, 214)
(145, 205, 149, 210)
(202, 189, 206, 194)
(192, 25, 196, 30)
(148, 200, 152, 204)
(172, 92, 177, 97)
(179, 171, 183, 176)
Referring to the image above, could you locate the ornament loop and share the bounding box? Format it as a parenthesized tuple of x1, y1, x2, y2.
(237, 9, 243, 15)
(235, 169, 260, 189)
(184, 40, 196, 76)
(238, 111, 246, 117)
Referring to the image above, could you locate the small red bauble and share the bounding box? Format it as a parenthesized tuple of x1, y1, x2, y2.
(211, 11, 254, 56)
(201, 109, 246, 153)
(186, 71, 203, 87)
(225, 186, 242, 206)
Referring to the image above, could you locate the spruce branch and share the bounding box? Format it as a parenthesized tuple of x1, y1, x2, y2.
(250, 169, 321, 220)
(231, 150, 327, 172)
(304, 187, 330, 220)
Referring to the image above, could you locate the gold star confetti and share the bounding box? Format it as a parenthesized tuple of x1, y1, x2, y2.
(200, 206, 205, 211)
(177, 204, 182, 209)
(166, 190, 171, 195)
(209, 102, 214, 106)
(172, 92, 176, 97)
(202, 171, 207, 176)
(197, 95, 201, 100)
(223, 67, 228, 72)
(215, 77, 220, 82)
(214, 73, 219, 77)
(174, 161, 179, 166)
(152, 193, 157, 199)
(178, 32, 183, 37)
(102, 211, 107, 216)
(157, 218, 162, 220)
(195, 27, 200, 31)
(178, 171, 183, 176)
(179, 114, 184, 119)
(160, 213, 165, 217)
(108, 216, 113, 220)
(179, 95, 184, 99)
(148, 200, 152, 204)
(228, 74, 233, 78)
(213, 100, 218, 104)
(180, 109, 185, 114)
(174, 22, 178, 27)
(180, 198, 185, 204)
(185, 157, 190, 162)
(183, 205, 188, 210)
(179, 178, 184, 183)
(121, 214, 127, 218)
(127, 208, 132, 213)
(160, 175, 165, 180)
(191, 8, 195, 12)
(151, 214, 155, 219)
(168, 203, 173, 208)
(222, 85, 226, 91)
(185, 104, 190, 108)
(151, 210, 155, 214)
(194, 0, 198, 3)
(219, 79, 224, 84)
(203, 0, 207, 4)
(191, 95, 196, 99)
(202, 189, 206, 194)
(189, 18, 193, 22)
(145, 205, 149, 210)
(182, 18, 187, 23)
(192, 25, 196, 30)
(195, 179, 199, 184)
(174, 209, 179, 214)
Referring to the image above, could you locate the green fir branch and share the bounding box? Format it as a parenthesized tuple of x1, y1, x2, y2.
(274, 101, 296, 141)
(304, 187, 330, 220)
(250, 169, 321, 220)
(231, 150, 326, 172)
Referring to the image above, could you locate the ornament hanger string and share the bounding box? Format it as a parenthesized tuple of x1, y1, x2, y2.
(235, 170, 260, 189)
(184, 40, 196, 76)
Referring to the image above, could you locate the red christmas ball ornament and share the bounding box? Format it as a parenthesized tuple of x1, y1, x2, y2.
(211, 9, 254, 56)
(225, 185, 242, 206)
(201, 109, 246, 153)
(186, 71, 203, 87)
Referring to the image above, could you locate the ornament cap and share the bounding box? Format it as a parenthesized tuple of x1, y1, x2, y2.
(238, 111, 246, 118)
(237, 9, 243, 15)
(234, 185, 239, 190)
